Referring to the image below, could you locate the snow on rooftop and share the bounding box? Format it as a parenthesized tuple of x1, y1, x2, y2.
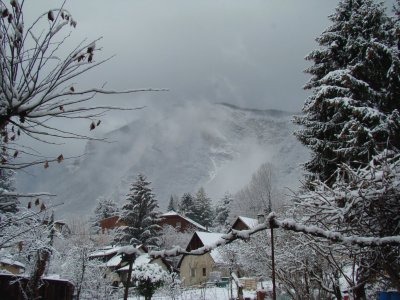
(238, 216, 258, 229)
(0, 258, 25, 268)
(196, 232, 225, 247)
(195, 232, 227, 265)
(106, 254, 123, 268)
(161, 211, 179, 217)
(118, 245, 141, 256)
(89, 246, 121, 258)
(117, 253, 152, 271)
(161, 211, 208, 231)
(210, 249, 225, 264)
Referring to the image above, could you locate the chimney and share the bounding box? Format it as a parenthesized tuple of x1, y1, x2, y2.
(257, 214, 265, 224)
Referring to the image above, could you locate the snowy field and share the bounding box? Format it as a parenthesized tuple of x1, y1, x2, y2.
(123, 286, 259, 300)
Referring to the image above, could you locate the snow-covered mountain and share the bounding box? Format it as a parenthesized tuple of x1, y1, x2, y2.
(17, 102, 308, 217)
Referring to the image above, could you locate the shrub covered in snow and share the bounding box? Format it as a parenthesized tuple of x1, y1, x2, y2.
(131, 264, 170, 300)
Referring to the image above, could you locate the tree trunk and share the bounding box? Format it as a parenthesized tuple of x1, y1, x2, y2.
(238, 286, 244, 300)
(333, 273, 343, 300)
(123, 256, 134, 300)
(333, 285, 343, 300)
(26, 249, 50, 299)
(353, 284, 367, 300)
(76, 252, 86, 300)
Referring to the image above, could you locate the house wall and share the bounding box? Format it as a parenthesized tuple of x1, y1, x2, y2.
(99, 216, 126, 233)
(0, 264, 23, 275)
(231, 219, 249, 231)
(179, 254, 228, 287)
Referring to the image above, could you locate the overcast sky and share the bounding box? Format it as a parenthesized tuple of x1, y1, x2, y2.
(23, 0, 395, 156)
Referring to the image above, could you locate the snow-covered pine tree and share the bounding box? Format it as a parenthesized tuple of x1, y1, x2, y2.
(115, 174, 161, 247)
(294, 0, 400, 185)
(178, 193, 195, 220)
(294, 0, 400, 295)
(90, 197, 119, 232)
(167, 195, 178, 212)
(214, 192, 232, 228)
(192, 187, 213, 228)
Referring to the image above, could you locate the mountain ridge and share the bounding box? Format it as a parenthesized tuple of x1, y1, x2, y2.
(17, 102, 308, 217)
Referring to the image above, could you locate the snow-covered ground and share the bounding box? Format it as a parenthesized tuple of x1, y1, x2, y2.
(121, 281, 281, 300)
(123, 286, 257, 300)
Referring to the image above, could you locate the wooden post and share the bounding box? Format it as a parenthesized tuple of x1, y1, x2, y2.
(270, 219, 276, 300)
(230, 268, 233, 300)
(123, 253, 135, 300)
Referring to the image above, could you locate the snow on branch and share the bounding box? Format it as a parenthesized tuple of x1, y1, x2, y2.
(0, 191, 55, 198)
(117, 245, 141, 256)
(274, 218, 400, 247)
(150, 213, 400, 259)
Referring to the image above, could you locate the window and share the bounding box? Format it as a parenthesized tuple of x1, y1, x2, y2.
(190, 268, 196, 277)
(202, 268, 206, 277)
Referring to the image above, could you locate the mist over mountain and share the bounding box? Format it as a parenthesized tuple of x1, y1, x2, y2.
(17, 102, 308, 217)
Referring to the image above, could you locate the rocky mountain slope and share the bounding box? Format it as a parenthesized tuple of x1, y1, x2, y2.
(17, 102, 309, 217)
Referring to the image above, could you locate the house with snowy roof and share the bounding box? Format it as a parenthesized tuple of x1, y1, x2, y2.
(0, 257, 25, 274)
(229, 216, 259, 232)
(99, 211, 209, 234)
(159, 211, 209, 233)
(178, 231, 228, 287)
(0, 248, 26, 275)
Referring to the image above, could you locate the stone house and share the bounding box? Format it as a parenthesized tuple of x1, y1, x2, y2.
(178, 231, 228, 287)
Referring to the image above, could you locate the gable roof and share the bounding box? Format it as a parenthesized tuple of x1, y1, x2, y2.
(195, 232, 225, 247)
(89, 246, 120, 259)
(178, 231, 227, 267)
(160, 211, 208, 232)
(237, 216, 258, 229)
(229, 216, 258, 232)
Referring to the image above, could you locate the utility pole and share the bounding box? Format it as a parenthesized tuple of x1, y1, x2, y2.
(122, 252, 136, 300)
(270, 218, 276, 300)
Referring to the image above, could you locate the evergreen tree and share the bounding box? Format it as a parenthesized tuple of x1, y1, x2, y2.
(93, 197, 119, 220)
(90, 197, 119, 232)
(214, 192, 232, 228)
(295, 0, 400, 294)
(294, 0, 400, 185)
(115, 174, 161, 247)
(167, 195, 178, 212)
(178, 193, 195, 220)
(192, 187, 213, 228)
